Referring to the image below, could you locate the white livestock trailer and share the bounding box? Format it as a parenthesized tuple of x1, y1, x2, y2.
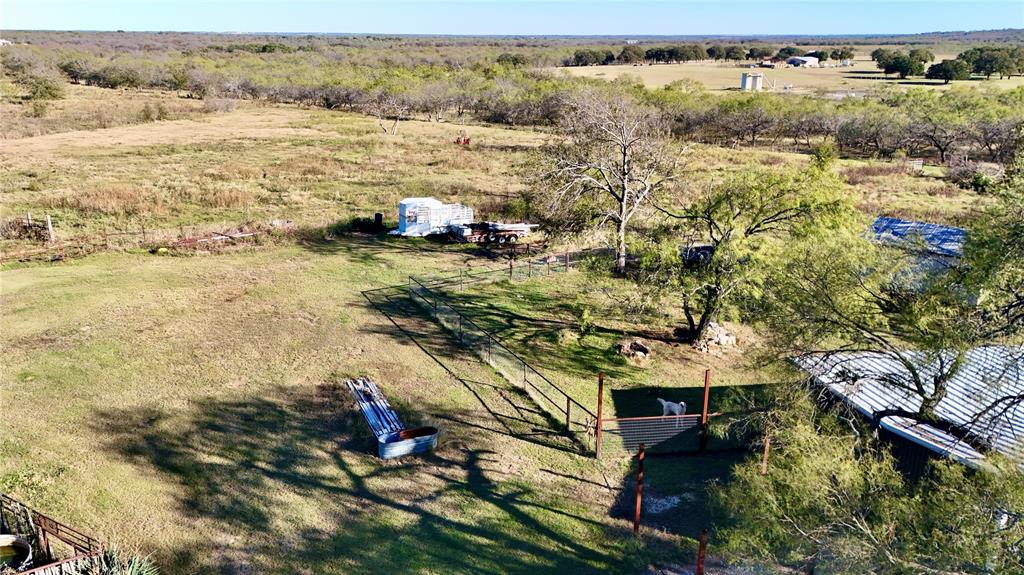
(392, 197, 474, 237)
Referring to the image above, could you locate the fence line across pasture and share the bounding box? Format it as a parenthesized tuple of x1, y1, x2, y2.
(407, 251, 604, 441)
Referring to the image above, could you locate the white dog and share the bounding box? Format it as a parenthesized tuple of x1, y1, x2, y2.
(657, 398, 687, 423)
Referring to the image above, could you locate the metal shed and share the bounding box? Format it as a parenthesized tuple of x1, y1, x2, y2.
(793, 346, 1024, 469)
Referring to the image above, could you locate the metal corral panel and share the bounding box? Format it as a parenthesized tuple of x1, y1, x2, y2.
(871, 216, 966, 258)
(793, 346, 1024, 468)
(346, 377, 438, 459)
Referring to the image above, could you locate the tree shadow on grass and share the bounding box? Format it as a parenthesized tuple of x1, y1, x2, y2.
(360, 284, 583, 455)
(91, 386, 641, 574)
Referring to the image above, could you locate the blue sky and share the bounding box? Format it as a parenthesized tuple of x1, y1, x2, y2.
(2, 1, 1022, 35)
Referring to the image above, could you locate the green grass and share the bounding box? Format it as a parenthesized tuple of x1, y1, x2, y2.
(1, 238, 731, 573)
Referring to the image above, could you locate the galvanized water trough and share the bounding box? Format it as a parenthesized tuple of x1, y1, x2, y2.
(346, 377, 438, 459)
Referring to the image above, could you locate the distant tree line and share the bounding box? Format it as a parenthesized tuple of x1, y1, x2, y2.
(662, 86, 1023, 164)
(566, 44, 856, 66)
(870, 45, 1024, 82)
(4, 41, 1020, 165)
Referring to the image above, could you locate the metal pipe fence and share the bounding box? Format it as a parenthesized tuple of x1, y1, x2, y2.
(408, 260, 597, 437)
(1, 493, 103, 569)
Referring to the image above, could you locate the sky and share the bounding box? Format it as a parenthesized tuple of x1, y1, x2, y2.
(2, 0, 1022, 36)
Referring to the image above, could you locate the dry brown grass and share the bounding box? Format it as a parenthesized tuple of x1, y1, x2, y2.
(0, 83, 210, 139)
(842, 162, 908, 185)
(44, 183, 165, 216)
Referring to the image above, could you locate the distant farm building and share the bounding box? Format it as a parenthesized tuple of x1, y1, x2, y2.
(740, 72, 765, 91)
(786, 56, 819, 67)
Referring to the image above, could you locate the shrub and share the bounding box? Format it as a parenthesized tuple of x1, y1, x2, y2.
(946, 156, 1005, 193)
(19, 74, 65, 100)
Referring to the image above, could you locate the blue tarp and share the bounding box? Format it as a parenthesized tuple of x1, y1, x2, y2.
(871, 216, 966, 258)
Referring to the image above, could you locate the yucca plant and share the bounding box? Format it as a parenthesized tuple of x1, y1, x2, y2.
(65, 548, 158, 575)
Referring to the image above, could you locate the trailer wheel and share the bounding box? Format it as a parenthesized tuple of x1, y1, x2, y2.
(497, 235, 508, 245)
(507, 234, 518, 243)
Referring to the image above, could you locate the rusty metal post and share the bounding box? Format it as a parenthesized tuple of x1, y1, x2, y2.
(700, 368, 711, 452)
(565, 396, 571, 432)
(696, 529, 708, 575)
(595, 372, 604, 458)
(633, 443, 645, 535)
(528, 258, 532, 278)
(508, 257, 513, 281)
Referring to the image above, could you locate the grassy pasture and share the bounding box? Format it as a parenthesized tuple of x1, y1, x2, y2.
(0, 86, 986, 572)
(4, 242, 717, 573)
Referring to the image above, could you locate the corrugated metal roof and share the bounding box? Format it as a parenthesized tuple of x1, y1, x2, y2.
(871, 216, 966, 258)
(793, 346, 1024, 468)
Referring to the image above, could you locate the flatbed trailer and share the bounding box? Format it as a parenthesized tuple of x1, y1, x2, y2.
(449, 222, 538, 245)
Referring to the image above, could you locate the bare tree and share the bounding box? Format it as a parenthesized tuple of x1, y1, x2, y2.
(535, 89, 682, 273)
(363, 89, 410, 136)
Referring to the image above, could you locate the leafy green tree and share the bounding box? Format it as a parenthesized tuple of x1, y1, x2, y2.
(58, 57, 92, 84)
(776, 46, 801, 59)
(883, 54, 924, 78)
(496, 52, 528, 68)
(908, 48, 935, 64)
(635, 161, 849, 343)
(747, 46, 775, 60)
(805, 50, 830, 62)
(830, 46, 855, 61)
(618, 45, 646, 64)
(706, 45, 726, 60)
(23, 74, 65, 100)
(925, 59, 971, 83)
(871, 47, 895, 63)
(724, 45, 747, 61)
(715, 388, 1024, 574)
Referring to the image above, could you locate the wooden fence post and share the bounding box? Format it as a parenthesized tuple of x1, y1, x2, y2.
(565, 396, 571, 433)
(595, 372, 604, 458)
(528, 258, 532, 278)
(700, 369, 711, 452)
(696, 529, 708, 575)
(633, 443, 645, 535)
(761, 434, 772, 475)
(45, 215, 55, 244)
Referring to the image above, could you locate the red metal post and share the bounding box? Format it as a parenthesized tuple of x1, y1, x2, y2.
(633, 443, 645, 535)
(696, 529, 707, 575)
(700, 369, 711, 452)
(595, 372, 604, 458)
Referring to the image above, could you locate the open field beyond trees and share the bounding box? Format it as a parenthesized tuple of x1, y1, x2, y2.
(555, 55, 1024, 92)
